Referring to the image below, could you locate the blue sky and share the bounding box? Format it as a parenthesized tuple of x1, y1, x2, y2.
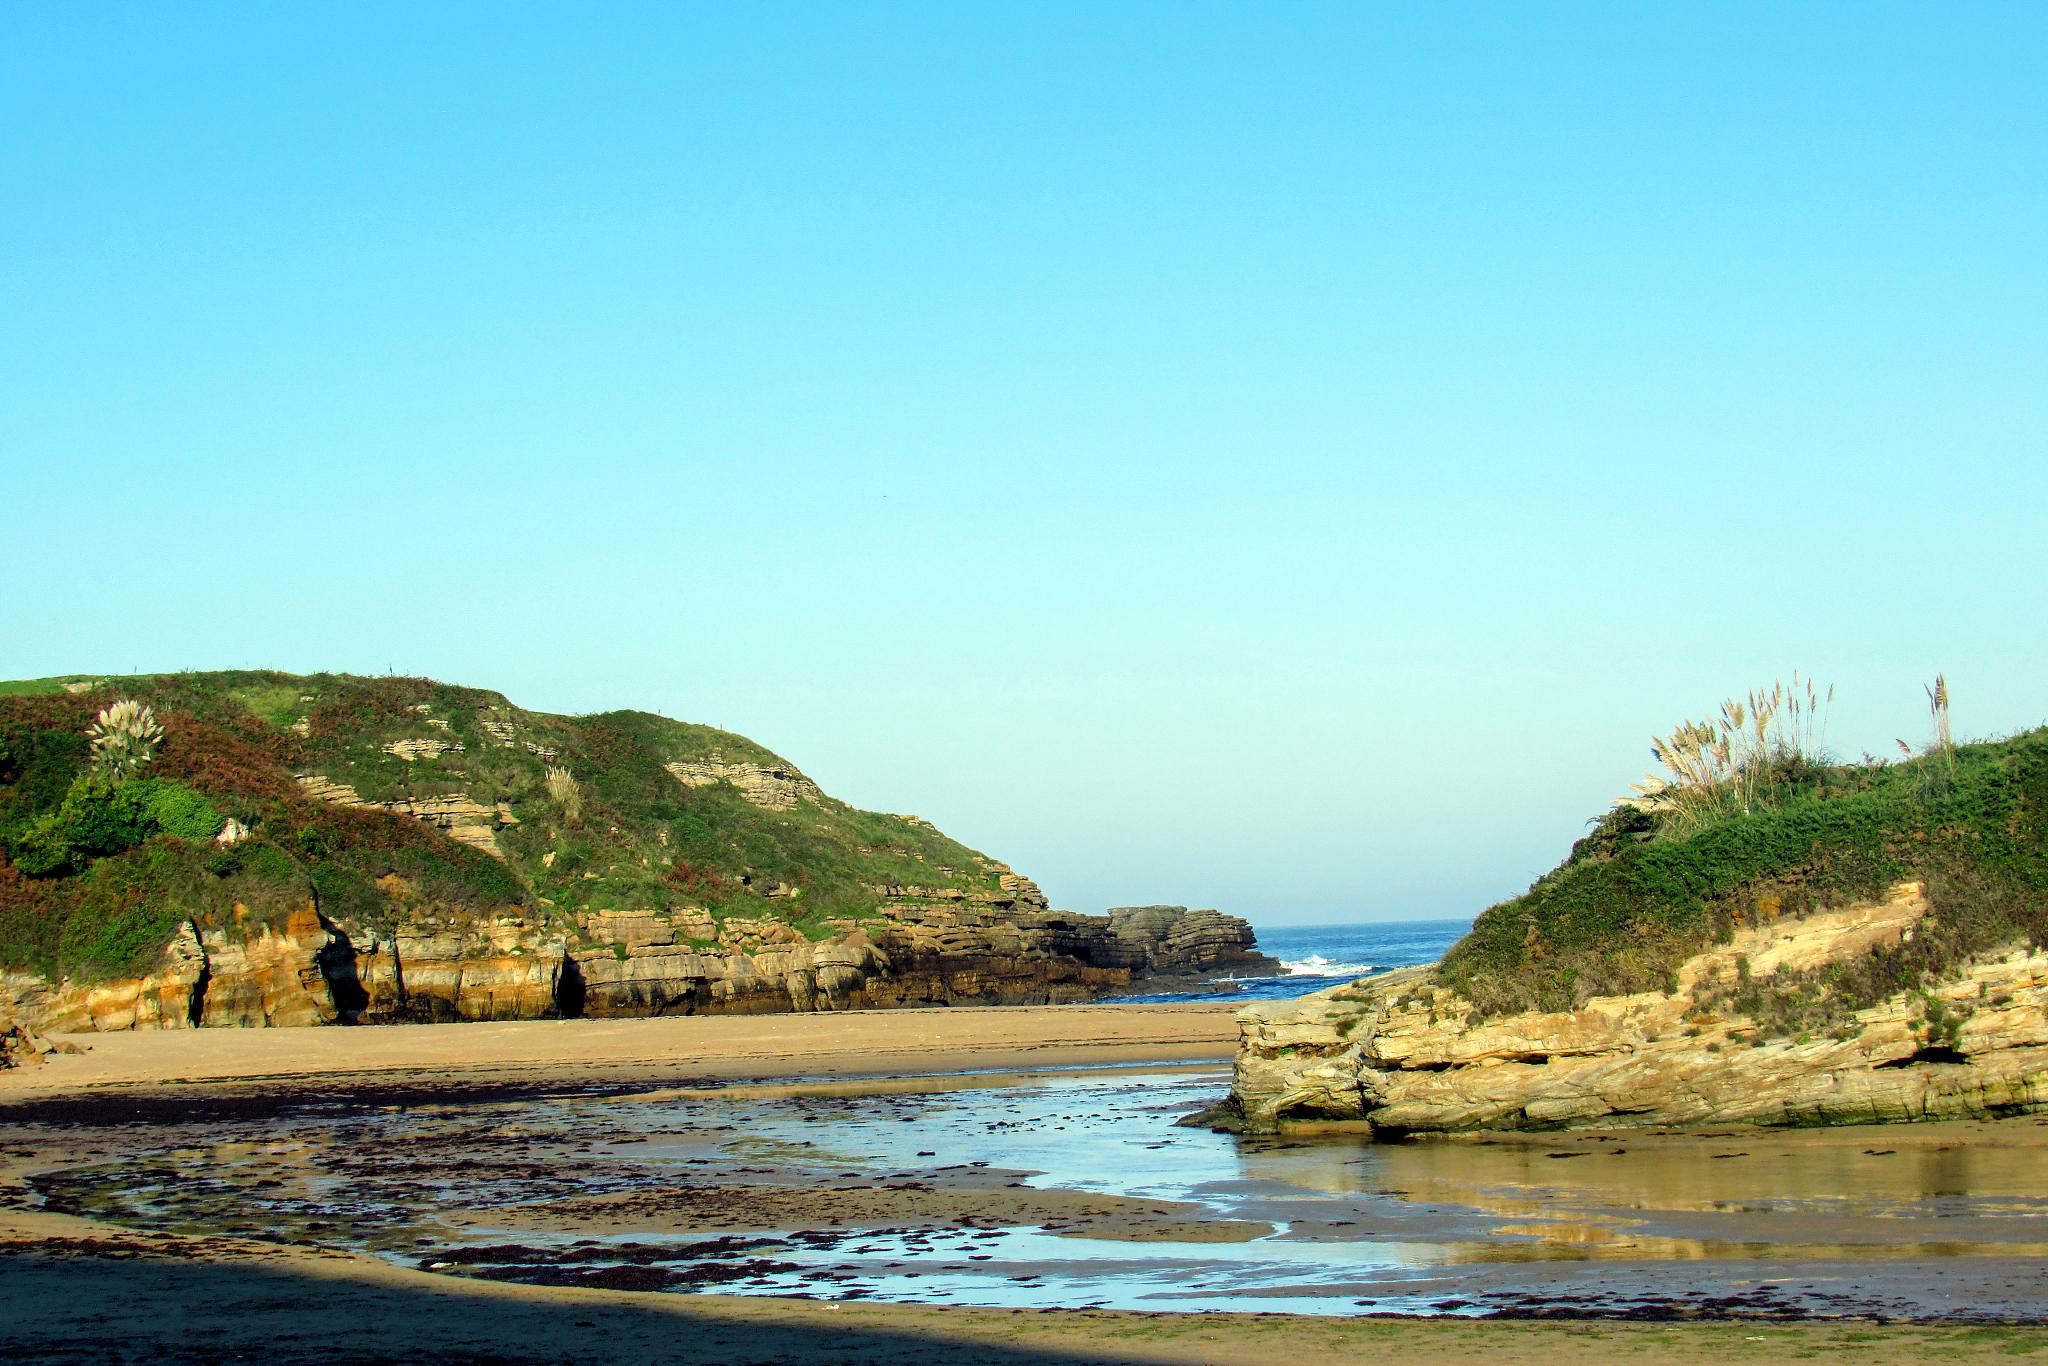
(5, 3, 2044, 926)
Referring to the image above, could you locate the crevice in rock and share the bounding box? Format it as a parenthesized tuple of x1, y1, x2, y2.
(1876, 1045, 1970, 1068)
(186, 922, 210, 1028)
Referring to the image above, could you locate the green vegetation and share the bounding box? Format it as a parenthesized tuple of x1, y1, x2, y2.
(1439, 679, 2048, 1031)
(5, 775, 223, 875)
(0, 670, 1015, 984)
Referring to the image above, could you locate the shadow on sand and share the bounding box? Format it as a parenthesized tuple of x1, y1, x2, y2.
(0, 1240, 1104, 1366)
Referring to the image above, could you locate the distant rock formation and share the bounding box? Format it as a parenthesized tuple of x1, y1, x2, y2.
(1104, 906, 1283, 981)
(1225, 883, 2048, 1135)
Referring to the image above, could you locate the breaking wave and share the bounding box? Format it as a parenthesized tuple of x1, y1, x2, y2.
(1280, 955, 1375, 978)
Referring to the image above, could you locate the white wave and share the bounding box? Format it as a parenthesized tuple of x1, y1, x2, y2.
(1280, 955, 1375, 978)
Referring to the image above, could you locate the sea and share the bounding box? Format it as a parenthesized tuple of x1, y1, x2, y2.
(1116, 917, 1472, 1004)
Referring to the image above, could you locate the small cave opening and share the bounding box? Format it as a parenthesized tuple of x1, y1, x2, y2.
(316, 926, 369, 1024)
(554, 956, 586, 1019)
(1273, 1093, 1369, 1126)
(1876, 1045, 1970, 1068)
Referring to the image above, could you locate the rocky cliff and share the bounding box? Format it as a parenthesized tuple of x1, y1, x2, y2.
(6, 897, 1268, 1031)
(1, 671, 1275, 1033)
(1228, 883, 2048, 1135)
(1218, 710, 2048, 1137)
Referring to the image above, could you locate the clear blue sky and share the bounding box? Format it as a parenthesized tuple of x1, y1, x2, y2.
(5, 4, 2044, 926)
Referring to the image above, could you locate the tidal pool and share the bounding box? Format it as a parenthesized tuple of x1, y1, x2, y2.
(19, 1063, 2048, 1319)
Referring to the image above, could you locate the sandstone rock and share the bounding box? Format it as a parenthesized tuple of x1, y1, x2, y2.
(9, 875, 1276, 1032)
(342, 910, 566, 1023)
(382, 736, 464, 761)
(1105, 906, 1282, 979)
(0, 999, 80, 1069)
(23, 921, 213, 1032)
(556, 901, 1276, 1018)
(663, 756, 822, 810)
(1230, 882, 2048, 1135)
(13, 900, 568, 1032)
(194, 904, 342, 1028)
(295, 774, 508, 857)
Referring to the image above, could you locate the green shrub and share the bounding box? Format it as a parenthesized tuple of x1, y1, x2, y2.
(57, 842, 213, 981)
(0, 715, 92, 823)
(5, 816, 78, 877)
(2, 776, 221, 876)
(135, 780, 222, 840)
(307, 862, 386, 926)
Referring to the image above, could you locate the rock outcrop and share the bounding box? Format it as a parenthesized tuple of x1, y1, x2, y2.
(295, 775, 511, 856)
(1229, 882, 2048, 1135)
(0, 1003, 79, 1069)
(9, 899, 1269, 1032)
(566, 899, 1267, 1017)
(662, 756, 822, 811)
(9, 901, 567, 1033)
(1104, 906, 1282, 979)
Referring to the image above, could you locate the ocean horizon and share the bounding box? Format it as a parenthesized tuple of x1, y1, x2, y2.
(1117, 916, 1473, 1004)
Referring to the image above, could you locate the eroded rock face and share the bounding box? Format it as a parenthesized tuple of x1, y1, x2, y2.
(1106, 906, 1283, 978)
(5, 923, 213, 1032)
(323, 909, 566, 1024)
(561, 900, 1265, 1017)
(10, 896, 1270, 1031)
(295, 775, 511, 856)
(1230, 883, 2048, 1135)
(12, 901, 568, 1033)
(662, 757, 822, 811)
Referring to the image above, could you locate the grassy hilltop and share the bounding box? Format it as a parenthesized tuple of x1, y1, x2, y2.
(1438, 681, 2048, 1038)
(0, 671, 1010, 985)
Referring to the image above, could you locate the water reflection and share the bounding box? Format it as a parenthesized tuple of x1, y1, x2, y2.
(24, 1064, 2048, 1316)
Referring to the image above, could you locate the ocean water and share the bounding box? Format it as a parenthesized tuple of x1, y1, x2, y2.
(1117, 917, 1471, 1004)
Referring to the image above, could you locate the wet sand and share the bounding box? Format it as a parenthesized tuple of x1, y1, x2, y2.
(7, 1007, 2048, 1361)
(5, 1203, 2047, 1364)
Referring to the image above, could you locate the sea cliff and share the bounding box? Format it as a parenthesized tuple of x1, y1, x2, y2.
(0, 672, 1273, 1031)
(1229, 882, 2048, 1134)
(1224, 708, 2048, 1136)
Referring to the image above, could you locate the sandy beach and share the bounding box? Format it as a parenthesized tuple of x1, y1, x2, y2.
(0, 1001, 1243, 1095)
(5, 1005, 2048, 1363)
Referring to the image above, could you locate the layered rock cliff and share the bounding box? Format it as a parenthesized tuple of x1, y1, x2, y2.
(6, 897, 1267, 1031)
(1220, 712, 2048, 1137)
(1229, 883, 2048, 1134)
(1, 671, 1275, 1032)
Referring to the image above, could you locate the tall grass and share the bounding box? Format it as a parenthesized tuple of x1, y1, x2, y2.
(1927, 673, 1955, 776)
(1639, 673, 1836, 832)
(86, 700, 163, 784)
(543, 765, 582, 823)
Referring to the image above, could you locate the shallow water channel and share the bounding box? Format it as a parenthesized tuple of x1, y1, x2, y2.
(26, 1064, 2048, 1319)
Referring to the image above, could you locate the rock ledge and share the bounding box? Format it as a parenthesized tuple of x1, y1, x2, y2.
(1229, 883, 2048, 1135)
